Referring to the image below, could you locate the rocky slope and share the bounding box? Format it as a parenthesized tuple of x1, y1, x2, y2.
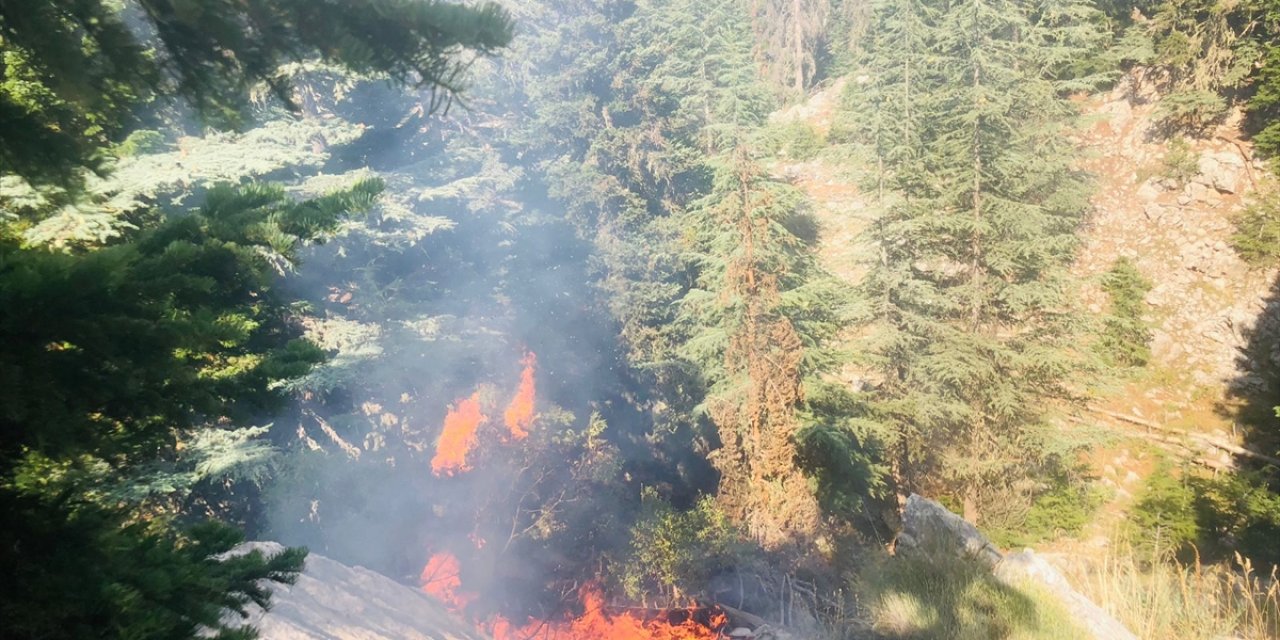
(1075, 71, 1276, 399)
(223, 542, 487, 640)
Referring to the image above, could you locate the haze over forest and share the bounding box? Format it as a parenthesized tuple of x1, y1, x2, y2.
(4, 1, 1280, 638)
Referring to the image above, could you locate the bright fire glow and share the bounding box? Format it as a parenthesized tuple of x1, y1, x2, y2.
(420, 552, 476, 611)
(487, 584, 725, 640)
(502, 352, 537, 440)
(430, 394, 487, 476)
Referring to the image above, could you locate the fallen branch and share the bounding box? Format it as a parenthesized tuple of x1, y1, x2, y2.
(712, 602, 771, 630)
(1087, 407, 1280, 468)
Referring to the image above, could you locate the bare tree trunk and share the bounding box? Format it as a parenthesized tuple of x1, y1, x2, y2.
(793, 0, 805, 94)
(963, 488, 979, 523)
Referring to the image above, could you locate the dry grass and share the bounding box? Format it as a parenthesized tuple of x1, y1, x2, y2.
(1066, 546, 1280, 639)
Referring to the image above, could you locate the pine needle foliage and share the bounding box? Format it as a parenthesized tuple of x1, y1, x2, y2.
(848, 0, 1098, 520)
(0, 0, 513, 186)
(0, 179, 381, 639)
(1100, 257, 1153, 368)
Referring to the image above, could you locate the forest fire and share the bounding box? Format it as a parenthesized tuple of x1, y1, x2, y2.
(486, 584, 727, 640)
(422, 350, 725, 639)
(431, 394, 487, 476)
(420, 554, 726, 640)
(432, 353, 539, 475)
(503, 352, 537, 440)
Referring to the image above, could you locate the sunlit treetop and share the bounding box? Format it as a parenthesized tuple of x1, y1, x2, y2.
(0, 0, 514, 186)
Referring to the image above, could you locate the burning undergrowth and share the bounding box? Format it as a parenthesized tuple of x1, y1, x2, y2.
(414, 353, 729, 639)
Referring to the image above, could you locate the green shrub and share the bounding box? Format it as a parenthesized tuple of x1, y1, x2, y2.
(992, 480, 1105, 549)
(1155, 90, 1227, 133)
(615, 490, 748, 602)
(1099, 258, 1153, 368)
(758, 121, 826, 161)
(1129, 462, 1280, 568)
(1232, 191, 1280, 266)
(1160, 138, 1200, 186)
(115, 129, 169, 157)
(1127, 462, 1200, 561)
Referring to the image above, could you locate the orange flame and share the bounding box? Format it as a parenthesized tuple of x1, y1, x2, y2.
(503, 352, 537, 440)
(431, 394, 487, 476)
(420, 552, 476, 611)
(423, 575, 725, 640)
(488, 584, 724, 640)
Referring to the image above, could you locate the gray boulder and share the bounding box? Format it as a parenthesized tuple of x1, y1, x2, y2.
(218, 541, 488, 640)
(896, 495, 1136, 640)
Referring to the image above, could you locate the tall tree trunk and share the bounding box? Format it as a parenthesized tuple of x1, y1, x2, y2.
(793, 0, 805, 94)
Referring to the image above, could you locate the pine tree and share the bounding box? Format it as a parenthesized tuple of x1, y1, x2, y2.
(0, 2, 511, 635)
(677, 150, 834, 544)
(852, 0, 1098, 522)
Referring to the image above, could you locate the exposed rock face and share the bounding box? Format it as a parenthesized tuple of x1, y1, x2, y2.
(1075, 71, 1278, 394)
(226, 542, 487, 640)
(897, 495, 1136, 640)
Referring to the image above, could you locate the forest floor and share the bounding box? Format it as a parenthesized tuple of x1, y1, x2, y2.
(771, 71, 1280, 554)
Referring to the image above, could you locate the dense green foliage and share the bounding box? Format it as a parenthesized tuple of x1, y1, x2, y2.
(0, 0, 512, 186)
(1232, 190, 1280, 264)
(1129, 462, 1280, 567)
(0, 2, 512, 637)
(0, 506, 305, 640)
(844, 0, 1098, 522)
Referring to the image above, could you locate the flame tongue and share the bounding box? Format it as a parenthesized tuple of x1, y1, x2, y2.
(420, 557, 725, 640)
(423, 350, 723, 639)
(431, 394, 486, 476)
(503, 352, 537, 440)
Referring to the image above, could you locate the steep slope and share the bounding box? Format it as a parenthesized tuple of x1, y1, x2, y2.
(1075, 73, 1273, 403)
(225, 542, 487, 640)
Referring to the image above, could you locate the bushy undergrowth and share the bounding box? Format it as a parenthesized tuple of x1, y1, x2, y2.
(1128, 462, 1280, 568)
(758, 121, 826, 161)
(1159, 137, 1200, 186)
(1232, 189, 1280, 265)
(615, 490, 749, 603)
(988, 479, 1106, 549)
(859, 552, 1083, 640)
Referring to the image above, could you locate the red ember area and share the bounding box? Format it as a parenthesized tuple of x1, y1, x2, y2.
(431, 394, 487, 476)
(502, 352, 537, 440)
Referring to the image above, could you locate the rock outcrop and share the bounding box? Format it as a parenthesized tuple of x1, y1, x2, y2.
(897, 495, 1136, 640)
(223, 542, 487, 640)
(1075, 72, 1277, 393)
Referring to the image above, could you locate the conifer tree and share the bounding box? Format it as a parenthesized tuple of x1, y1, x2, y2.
(677, 150, 843, 543)
(852, 0, 1098, 521)
(0, 1, 511, 636)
